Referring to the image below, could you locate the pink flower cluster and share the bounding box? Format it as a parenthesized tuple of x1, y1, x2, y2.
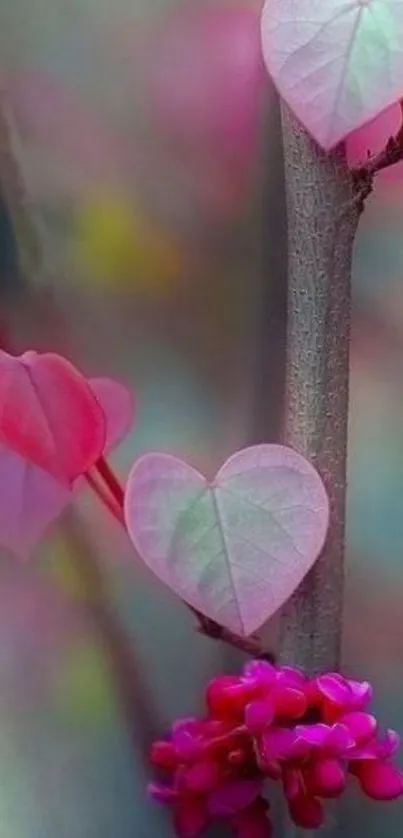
(149, 660, 403, 837)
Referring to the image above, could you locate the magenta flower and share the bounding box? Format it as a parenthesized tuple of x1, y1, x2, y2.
(149, 661, 403, 836)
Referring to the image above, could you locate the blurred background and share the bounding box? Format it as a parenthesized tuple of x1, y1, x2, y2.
(0, 0, 402, 835)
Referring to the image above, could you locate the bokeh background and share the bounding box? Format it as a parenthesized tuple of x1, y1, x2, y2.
(0, 0, 402, 836)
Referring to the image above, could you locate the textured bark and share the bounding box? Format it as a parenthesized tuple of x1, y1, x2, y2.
(279, 105, 360, 676)
(251, 95, 287, 445)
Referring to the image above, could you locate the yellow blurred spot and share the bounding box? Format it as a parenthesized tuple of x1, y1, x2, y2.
(43, 537, 98, 603)
(74, 194, 184, 293)
(54, 642, 117, 728)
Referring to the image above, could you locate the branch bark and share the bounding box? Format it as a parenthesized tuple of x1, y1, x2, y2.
(278, 105, 360, 676)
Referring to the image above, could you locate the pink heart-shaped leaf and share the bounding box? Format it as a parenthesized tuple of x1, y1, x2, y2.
(0, 376, 134, 558)
(0, 350, 106, 485)
(124, 445, 329, 636)
(261, 0, 403, 150)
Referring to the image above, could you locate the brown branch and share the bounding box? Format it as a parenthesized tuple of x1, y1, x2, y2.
(193, 610, 276, 662)
(351, 99, 403, 209)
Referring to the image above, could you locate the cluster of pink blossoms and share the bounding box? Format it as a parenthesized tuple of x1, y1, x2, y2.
(149, 660, 403, 837)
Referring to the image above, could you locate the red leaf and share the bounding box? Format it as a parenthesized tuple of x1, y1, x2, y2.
(0, 374, 133, 558)
(0, 350, 106, 485)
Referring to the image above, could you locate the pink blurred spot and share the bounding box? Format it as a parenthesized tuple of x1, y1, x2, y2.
(6, 70, 128, 187)
(145, 3, 268, 216)
(149, 4, 265, 160)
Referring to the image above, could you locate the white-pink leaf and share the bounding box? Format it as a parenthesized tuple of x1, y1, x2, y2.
(124, 445, 329, 636)
(261, 0, 403, 150)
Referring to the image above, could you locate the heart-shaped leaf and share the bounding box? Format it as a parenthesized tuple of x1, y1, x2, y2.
(261, 0, 403, 149)
(0, 350, 106, 485)
(0, 377, 135, 559)
(124, 445, 329, 636)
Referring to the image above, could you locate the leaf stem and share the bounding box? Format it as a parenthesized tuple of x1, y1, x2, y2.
(95, 455, 125, 509)
(193, 611, 275, 662)
(85, 470, 125, 526)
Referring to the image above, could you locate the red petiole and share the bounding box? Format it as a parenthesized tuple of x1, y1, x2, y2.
(95, 455, 125, 509)
(85, 469, 125, 526)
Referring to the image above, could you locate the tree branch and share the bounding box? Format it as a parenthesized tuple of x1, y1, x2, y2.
(279, 105, 360, 675)
(279, 103, 361, 837)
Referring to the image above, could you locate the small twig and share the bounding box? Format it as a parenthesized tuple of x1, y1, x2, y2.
(85, 470, 125, 526)
(193, 611, 276, 662)
(96, 455, 125, 508)
(351, 99, 403, 210)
